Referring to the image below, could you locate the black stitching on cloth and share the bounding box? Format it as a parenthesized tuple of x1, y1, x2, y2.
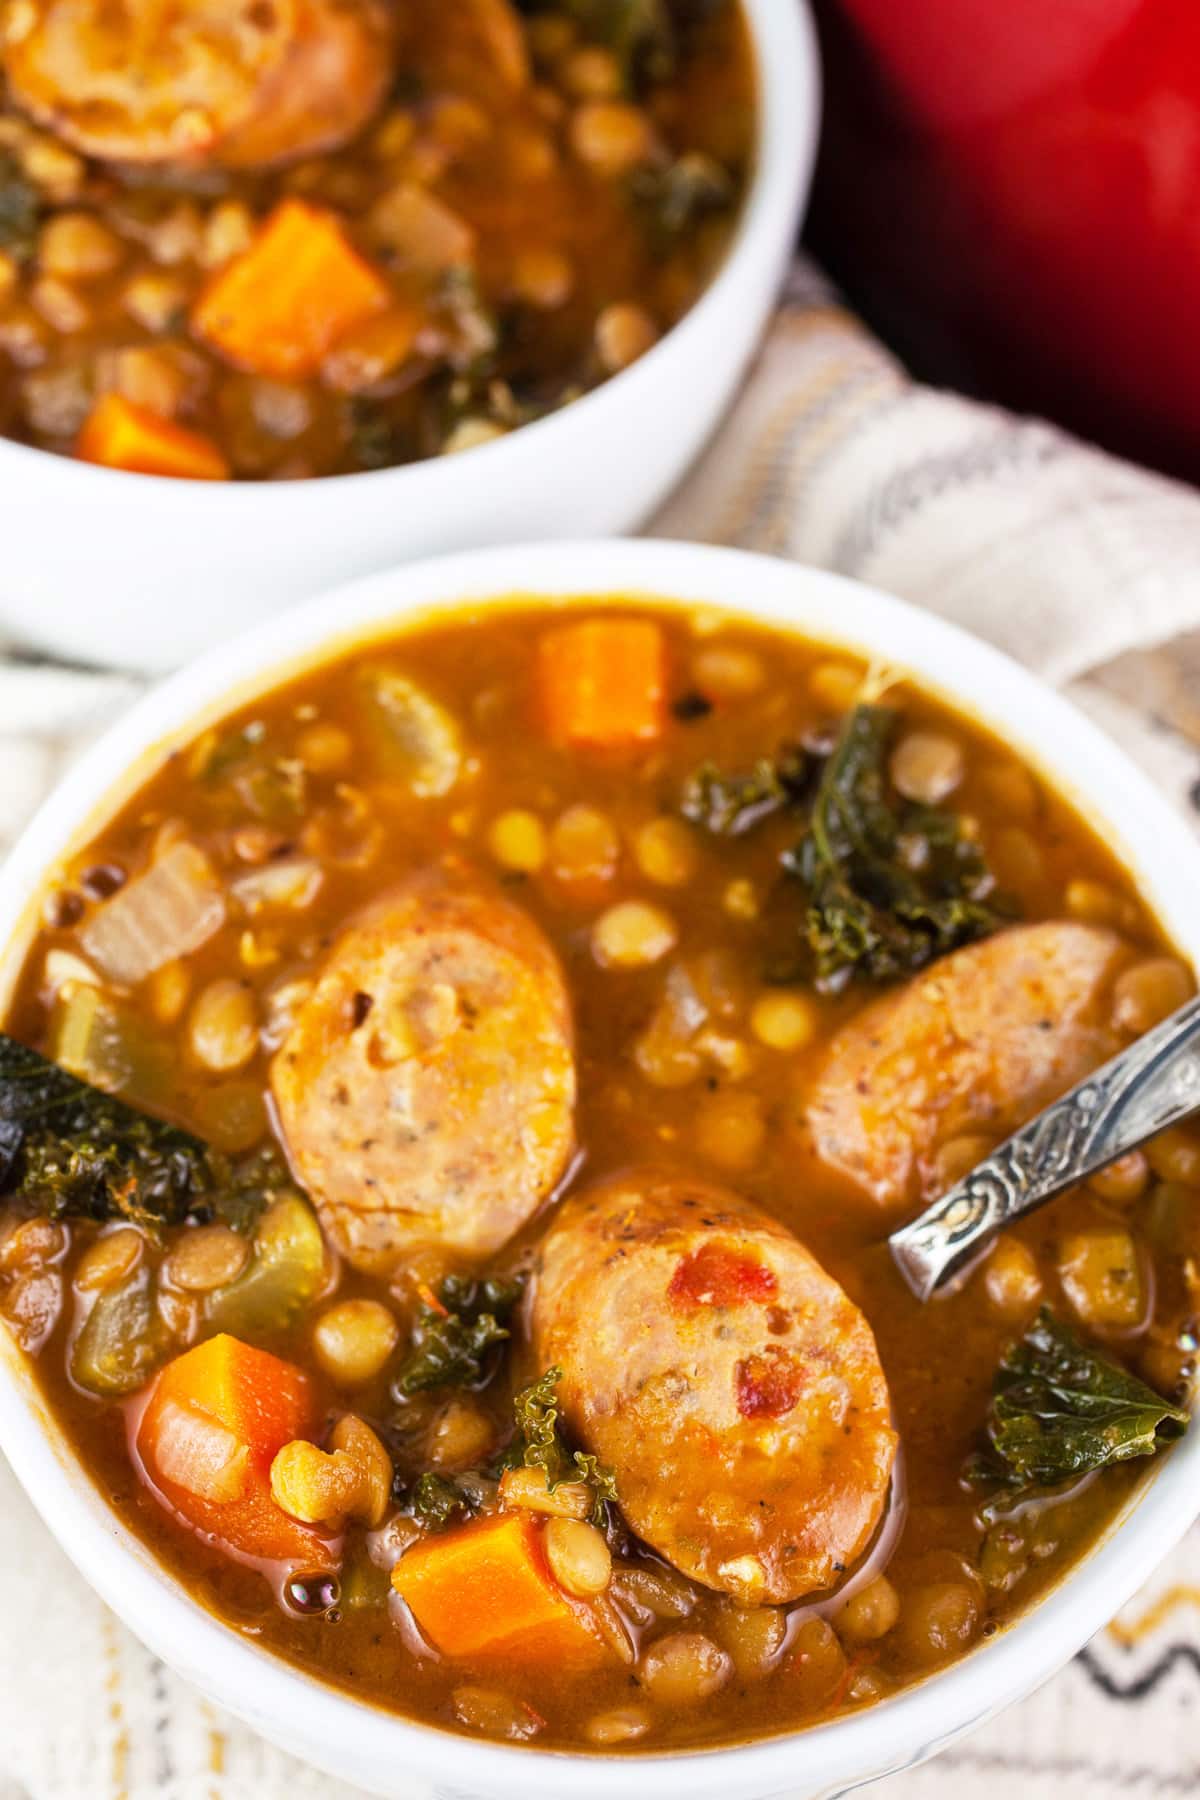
(930, 1749, 1200, 1792)
(1076, 1641, 1200, 1702)
(764, 385, 912, 550)
(723, 368, 901, 550)
(830, 424, 1066, 576)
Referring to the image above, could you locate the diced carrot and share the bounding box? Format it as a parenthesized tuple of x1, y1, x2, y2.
(537, 618, 667, 748)
(76, 395, 230, 481)
(137, 1334, 332, 1566)
(391, 1511, 610, 1668)
(153, 1333, 312, 1454)
(191, 198, 391, 379)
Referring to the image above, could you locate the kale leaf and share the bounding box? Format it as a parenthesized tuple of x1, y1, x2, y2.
(681, 745, 813, 837)
(393, 1273, 523, 1397)
(969, 1309, 1188, 1513)
(204, 1146, 296, 1237)
(631, 152, 735, 251)
(515, 0, 727, 90)
(0, 152, 40, 259)
(345, 397, 407, 473)
(499, 1365, 619, 1524)
(783, 704, 1006, 990)
(395, 1371, 618, 1535)
(404, 1470, 481, 1531)
(0, 1034, 294, 1238)
(0, 1032, 212, 1232)
(557, 1, 676, 88)
(196, 719, 268, 780)
(194, 721, 306, 824)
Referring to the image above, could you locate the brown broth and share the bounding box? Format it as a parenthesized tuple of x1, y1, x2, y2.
(2, 600, 1196, 1753)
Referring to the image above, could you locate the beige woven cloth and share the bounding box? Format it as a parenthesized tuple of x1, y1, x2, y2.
(4, 258, 1200, 1800)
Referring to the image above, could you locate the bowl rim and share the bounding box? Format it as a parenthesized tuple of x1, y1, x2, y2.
(0, 0, 818, 508)
(2, 537, 1199, 1800)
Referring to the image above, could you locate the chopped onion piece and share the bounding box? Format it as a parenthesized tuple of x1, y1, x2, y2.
(662, 963, 710, 1036)
(263, 976, 315, 1050)
(633, 962, 709, 1089)
(360, 667, 463, 798)
(41, 948, 100, 999)
(232, 856, 324, 916)
(80, 842, 225, 985)
(149, 1398, 251, 1502)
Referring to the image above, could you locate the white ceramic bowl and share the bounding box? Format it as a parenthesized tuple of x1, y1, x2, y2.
(2, 539, 1199, 1800)
(0, 1, 817, 673)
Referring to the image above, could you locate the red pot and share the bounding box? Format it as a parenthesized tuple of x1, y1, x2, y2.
(809, 0, 1200, 476)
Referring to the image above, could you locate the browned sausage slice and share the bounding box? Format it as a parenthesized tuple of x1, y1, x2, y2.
(531, 1170, 897, 1604)
(271, 870, 576, 1272)
(4, 0, 395, 170)
(794, 921, 1128, 1216)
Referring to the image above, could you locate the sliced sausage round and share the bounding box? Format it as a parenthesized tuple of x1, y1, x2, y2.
(530, 1169, 897, 1604)
(271, 869, 576, 1273)
(794, 921, 1128, 1216)
(4, 0, 395, 170)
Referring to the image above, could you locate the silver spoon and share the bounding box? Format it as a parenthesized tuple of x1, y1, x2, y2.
(889, 992, 1200, 1301)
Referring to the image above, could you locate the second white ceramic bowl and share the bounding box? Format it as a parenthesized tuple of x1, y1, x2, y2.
(1, 539, 1199, 1800)
(0, 0, 817, 671)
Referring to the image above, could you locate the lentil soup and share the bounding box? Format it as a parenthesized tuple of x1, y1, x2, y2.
(0, 1, 754, 480)
(1, 598, 1195, 1753)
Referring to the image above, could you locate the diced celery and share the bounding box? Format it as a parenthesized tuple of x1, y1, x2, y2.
(71, 1267, 168, 1397)
(50, 983, 174, 1109)
(340, 1555, 392, 1611)
(204, 1194, 326, 1340)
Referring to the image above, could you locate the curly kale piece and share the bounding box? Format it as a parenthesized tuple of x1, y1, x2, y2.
(631, 151, 735, 252)
(0, 152, 40, 258)
(515, 0, 728, 90)
(556, 1, 676, 87)
(681, 745, 813, 838)
(679, 703, 1007, 989)
(345, 396, 411, 473)
(969, 1309, 1187, 1518)
(498, 1365, 619, 1525)
(0, 1032, 213, 1232)
(202, 1146, 292, 1237)
(193, 719, 307, 825)
(404, 1470, 480, 1531)
(393, 1273, 523, 1397)
(0, 1034, 291, 1239)
(783, 704, 1007, 990)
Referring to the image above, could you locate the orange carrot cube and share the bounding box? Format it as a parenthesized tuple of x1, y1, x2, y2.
(137, 1334, 332, 1566)
(191, 199, 390, 379)
(76, 395, 229, 481)
(392, 1511, 609, 1668)
(538, 618, 667, 748)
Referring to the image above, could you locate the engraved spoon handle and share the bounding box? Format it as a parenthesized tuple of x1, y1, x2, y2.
(889, 993, 1200, 1302)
